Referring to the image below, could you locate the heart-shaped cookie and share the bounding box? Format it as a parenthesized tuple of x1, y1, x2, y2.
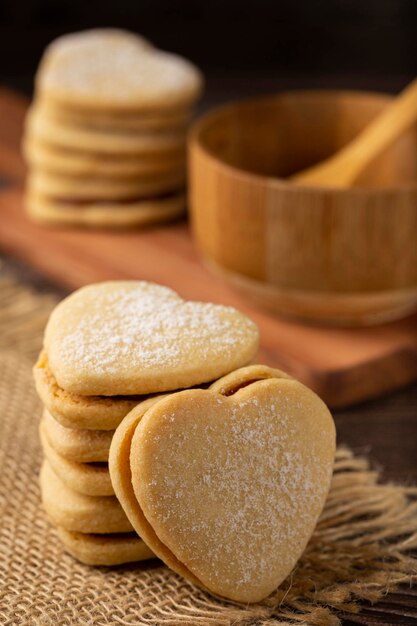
(57, 528, 154, 566)
(41, 408, 114, 462)
(40, 461, 133, 534)
(37, 29, 203, 111)
(109, 365, 336, 603)
(34, 351, 143, 430)
(40, 423, 114, 496)
(44, 281, 259, 396)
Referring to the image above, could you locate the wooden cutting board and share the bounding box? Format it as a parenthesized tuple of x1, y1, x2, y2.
(0, 87, 416, 407)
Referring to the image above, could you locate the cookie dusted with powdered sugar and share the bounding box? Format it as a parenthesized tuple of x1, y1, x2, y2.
(43, 281, 259, 396)
(109, 365, 336, 603)
(36, 29, 203, 112)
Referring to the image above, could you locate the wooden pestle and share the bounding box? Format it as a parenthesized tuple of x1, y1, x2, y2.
(291, 78, 417, 187)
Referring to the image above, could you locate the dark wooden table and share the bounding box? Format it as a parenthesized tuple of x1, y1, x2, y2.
(1, 76, 416, 625)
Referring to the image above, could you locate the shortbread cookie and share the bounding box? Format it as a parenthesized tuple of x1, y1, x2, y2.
(109, 396, 199, 584)
(28, 168, 185, 201)
(40, 424, 113, 496)
(26, 108, 185, 155)
(36, 29, 202, 112)
(109, 365, 336, 603)
(25, 192, 186, 228)
(39, 28, 152, 67)
(34, 351, 142, 430)
(23, 137, 186, 178)
(57, 528, 155, 566)
(40, 461, 133, 533)
(42, 409, 113, 462)
(44, 281, 259, 396)
(36, 98, 190, 132)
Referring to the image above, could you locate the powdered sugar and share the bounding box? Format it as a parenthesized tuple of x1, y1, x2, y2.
(137, 382, 334, 598)
(45, 281, 259, 394)
(38, 29, 202, 107)
(60, 292, 249, 371)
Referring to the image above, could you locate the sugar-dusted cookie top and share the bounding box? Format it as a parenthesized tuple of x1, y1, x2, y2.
(44, 281, 259, 396)
(36, 29, 203, 111)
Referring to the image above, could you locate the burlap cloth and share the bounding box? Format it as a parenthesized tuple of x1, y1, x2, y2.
(0, 274, 416, 625)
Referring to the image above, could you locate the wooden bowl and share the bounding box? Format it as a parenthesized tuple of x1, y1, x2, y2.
(189, 90, 417, 325)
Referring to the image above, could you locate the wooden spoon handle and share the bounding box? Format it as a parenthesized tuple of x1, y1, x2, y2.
(292, 78, 417, 187)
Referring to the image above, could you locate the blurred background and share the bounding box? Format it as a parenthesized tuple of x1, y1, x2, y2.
(1, 0, 416, 102)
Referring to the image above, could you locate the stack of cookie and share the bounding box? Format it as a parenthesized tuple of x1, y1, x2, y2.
(34, 280, 260, 566)
(34, 351, 153, 565)
(23, 29, 203, 228)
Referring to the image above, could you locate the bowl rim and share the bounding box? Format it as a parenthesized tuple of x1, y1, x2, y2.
(189, 88, 417, 194)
